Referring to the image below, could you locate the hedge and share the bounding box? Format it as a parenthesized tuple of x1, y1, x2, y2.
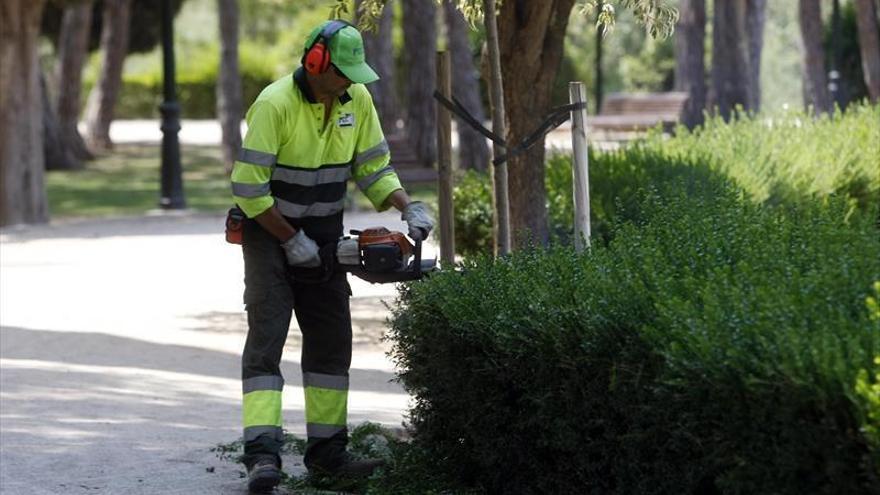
(388, 184, 880, 494)
(87, 42, 279, 119)
(454, 103, 880, 256)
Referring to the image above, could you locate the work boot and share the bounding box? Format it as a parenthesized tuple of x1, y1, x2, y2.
(247, 454, 281, 493)
(308, 453, 386, 480)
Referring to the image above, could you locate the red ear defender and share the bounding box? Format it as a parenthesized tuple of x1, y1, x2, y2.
(304, 41, 330, 74)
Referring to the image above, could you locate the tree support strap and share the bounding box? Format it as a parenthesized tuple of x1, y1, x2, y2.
(433, 90, 587, 166)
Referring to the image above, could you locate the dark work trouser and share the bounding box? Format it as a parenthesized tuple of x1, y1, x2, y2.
(240, 219, 352, 471)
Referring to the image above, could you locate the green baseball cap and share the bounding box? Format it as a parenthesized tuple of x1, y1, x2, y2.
(304, 21, 379, 84)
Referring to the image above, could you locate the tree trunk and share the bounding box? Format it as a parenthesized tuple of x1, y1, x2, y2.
(498, 0, 576, 247)
(84, 0, 133, 151)
(217, 0, 243, 171)
(799, 0, 831, 114)
(0, 0, 50, 226)
(55, 1, 94, 165)
(674, 0, 706, 128)
(357, 0, 398, 131)
(42, 69, 80, 171)
(402, 0, 437, 168)
(445, 0, 489, 171)
(711, 0, 750, 120)
(854, 0, 880, 102)
(745, 0, 767, 111)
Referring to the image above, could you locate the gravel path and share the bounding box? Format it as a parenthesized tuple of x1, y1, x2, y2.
(0, 210, 431, 494)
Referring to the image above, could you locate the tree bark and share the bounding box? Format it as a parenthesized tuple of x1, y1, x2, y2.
(55, 1, 94, 165)
(445, 0, 489, 171)
(0, 0, 50, 226)
(357, 0, 398, 131)
(84, 0, 133, 151)
(674, 0, 706, 128)
(854, 0, 880, 102)
(42, 69, 80, 171)
(711, 0, 750, 120)
(745, 0, 767, 111)
(498, 0, 576, 247)
(402, 0, 437, 168)
(217, 0, 243, 171)
(798, 0, 831, 114)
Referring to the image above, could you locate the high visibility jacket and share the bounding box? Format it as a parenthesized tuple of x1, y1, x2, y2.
(231, 67, 401, 243)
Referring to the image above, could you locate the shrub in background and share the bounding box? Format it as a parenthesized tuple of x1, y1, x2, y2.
(455, 103, 880, 257)
(389, 184, 880, 494)
(88, 41, 277, 119)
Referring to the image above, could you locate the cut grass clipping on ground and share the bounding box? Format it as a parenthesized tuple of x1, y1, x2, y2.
(46, 143, 438, 219)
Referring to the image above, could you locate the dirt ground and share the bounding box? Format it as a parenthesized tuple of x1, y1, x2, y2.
(0, 210, 431, 494)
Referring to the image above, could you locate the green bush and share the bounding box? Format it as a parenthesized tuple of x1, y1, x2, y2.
(653, 103, 880, 209)
(453, 170, 494, 257)
(95, 42, 278, 119)
(456, 148, 723, 254)
(456, 103, 880, 257)
(388, 185, 880, 494)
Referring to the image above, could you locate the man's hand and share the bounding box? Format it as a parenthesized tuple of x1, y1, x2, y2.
(336, 238, 360, 266)
(281, 230, 321, 267)
(401, 201, 435, 241)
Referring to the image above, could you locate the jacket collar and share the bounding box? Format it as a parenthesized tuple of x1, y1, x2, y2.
(293, 67, 352, 105)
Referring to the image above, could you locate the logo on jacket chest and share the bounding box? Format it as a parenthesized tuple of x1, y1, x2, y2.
(337, 113, 355, 128)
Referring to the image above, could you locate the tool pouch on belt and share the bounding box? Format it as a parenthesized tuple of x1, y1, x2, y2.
(225, 207, 245, 244)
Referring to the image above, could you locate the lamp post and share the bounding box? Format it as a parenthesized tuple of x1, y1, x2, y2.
(159, 0, 185, 209)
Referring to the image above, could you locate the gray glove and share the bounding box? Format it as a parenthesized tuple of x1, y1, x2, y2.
(336, 238, 360, 266)
(401, 201, 435, 241)
(281, 230, 321, 267)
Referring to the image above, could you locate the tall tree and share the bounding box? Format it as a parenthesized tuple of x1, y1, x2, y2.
(745, 0, 767, 111)
(711, 0, 750, 120)
(0, 0, 50, 226)
(444, 0, 489, 171)
(497, 0, 576, 246)
(42, 69, 79, 171)
(54, 1, 95, 167)
(798, 0, 831, 114)
(357, 0, 678, 248)
(854, 0, 880, 102)
(217, 0, 243, 170)
(674, 0, 706, 128)
(84, 0, 133, 151)
(356, 0, 398, 131)
(402, 0, 437, 168)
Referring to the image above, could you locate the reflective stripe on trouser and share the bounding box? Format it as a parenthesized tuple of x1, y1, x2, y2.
(240, 218, 353, 470)
(304, 372, 349, 439)
(242, 375, 284, 448)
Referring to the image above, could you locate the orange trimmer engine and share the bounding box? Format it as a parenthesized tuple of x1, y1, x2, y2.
(356, 227, 413, 272)
(342, 227, 436, 284)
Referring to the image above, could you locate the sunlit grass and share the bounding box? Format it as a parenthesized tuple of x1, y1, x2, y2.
(46, 144, 231, 218)
(46, 143, 439, 219)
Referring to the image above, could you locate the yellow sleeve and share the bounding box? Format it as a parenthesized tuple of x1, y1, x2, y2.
(230, 100, 281, 218)
(351, 91, 402, 211)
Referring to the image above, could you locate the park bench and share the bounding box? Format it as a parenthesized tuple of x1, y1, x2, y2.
(589, 91, 689, 133)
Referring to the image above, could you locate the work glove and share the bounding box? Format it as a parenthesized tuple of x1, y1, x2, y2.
(401, 201, 434, 241)
(281, 230, 321, 267)
(336, 238, 360, 266)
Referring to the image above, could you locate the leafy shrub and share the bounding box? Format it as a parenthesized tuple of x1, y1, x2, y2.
(94, 42, 278, 119)
(453, 170, 494, 257)
(456, 103, 880, 257)
(388, 185, 880, 494)
(653, 103, 880, 209)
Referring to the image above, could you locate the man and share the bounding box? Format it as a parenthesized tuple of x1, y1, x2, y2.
(230, 19, 434, 492)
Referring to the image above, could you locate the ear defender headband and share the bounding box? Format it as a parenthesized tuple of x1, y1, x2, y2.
(303, 20, 353, 75)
